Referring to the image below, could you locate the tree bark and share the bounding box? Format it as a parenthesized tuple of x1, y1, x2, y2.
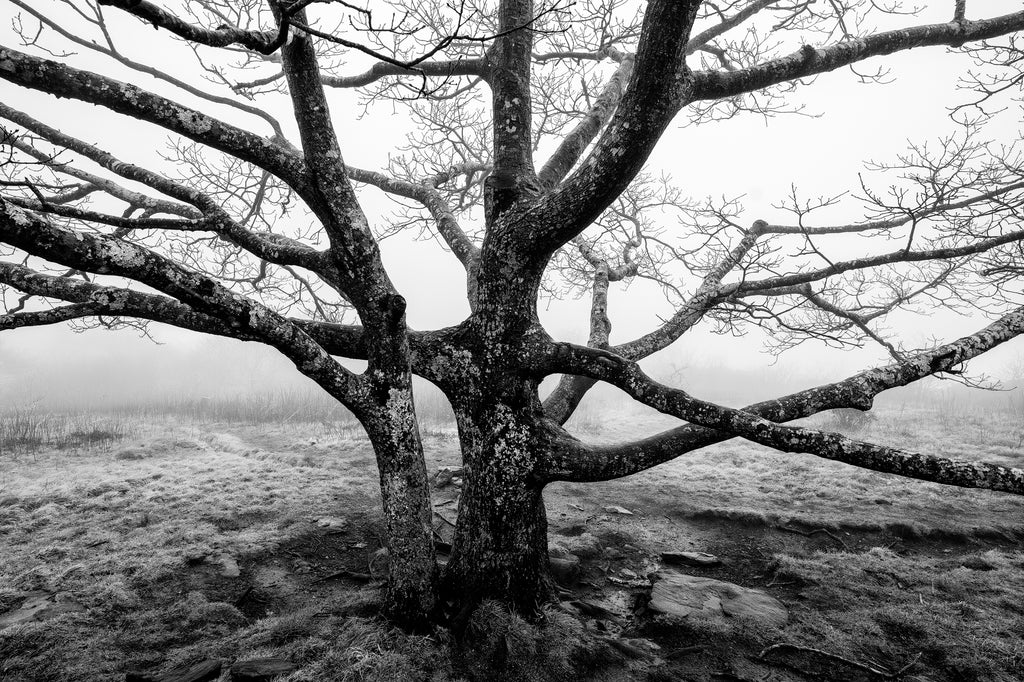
(360, 394, 438, 627)
(443, 399, 556, 614)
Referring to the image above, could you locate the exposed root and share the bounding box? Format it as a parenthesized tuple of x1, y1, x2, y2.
(777, 524, 850, 550)
(759, 642, 922, 679)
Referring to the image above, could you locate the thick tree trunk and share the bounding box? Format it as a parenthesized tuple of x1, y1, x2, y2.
(360, 394, 438, 628)
(443, 402, 556, 614)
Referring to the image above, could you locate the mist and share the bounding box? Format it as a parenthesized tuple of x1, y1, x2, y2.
(4, 319, 1022, 422)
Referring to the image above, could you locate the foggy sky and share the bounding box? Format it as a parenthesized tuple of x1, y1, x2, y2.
(1, 1, 1022, 410)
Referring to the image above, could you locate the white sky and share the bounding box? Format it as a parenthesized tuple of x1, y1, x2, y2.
(1, 0, 1023, 407)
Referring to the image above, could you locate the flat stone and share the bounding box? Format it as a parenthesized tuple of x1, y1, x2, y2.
(648, 572, 787, 628)
(603, 505, 634, 515)
(230, 658, 297, 681)
(661, 551, 722, 567)
(550, 554, 581, 586)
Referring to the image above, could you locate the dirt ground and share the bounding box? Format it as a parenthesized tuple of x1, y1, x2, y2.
(1, 405, 1023, 681)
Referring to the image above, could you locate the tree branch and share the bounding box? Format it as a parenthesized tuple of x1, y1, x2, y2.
(1, 105, 197, 217)
(275, 7, 400, 317)
(615, 221, 765, 361)
(484, 0, 540, 220)
(0, 46, 308, 186)
(10, 0, 285, 137)
(322, 57, 485, 88)
(347, 166, 481, 268)
(536, 304, 1024, 483)
(96, 0, 286, 53)
(524, 0, 702, 259)
(0, 257, 383, 359)
(543, 259, 613, 424)
(685, 0, 780, 54)
(690, 10, 1024, 102)
(536, 48, 635, 190)
(729, 227, 1024, 296)
(0, 104, 328, 272)
(0, 197, 365, 405)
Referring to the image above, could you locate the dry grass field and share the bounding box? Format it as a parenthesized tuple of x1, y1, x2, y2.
(1, 396, 1022, 681)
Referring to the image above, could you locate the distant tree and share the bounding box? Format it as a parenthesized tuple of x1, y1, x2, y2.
(2, 0, 1024, 627)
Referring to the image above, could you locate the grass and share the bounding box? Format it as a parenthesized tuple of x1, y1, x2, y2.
(0, 410, 129, 457)
(0, 396, 1022, 681)
(770, 547, 1024, 681)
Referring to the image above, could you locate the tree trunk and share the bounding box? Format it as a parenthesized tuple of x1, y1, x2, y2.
(443, 402, 556, 614)
(361, 393, 438, 628)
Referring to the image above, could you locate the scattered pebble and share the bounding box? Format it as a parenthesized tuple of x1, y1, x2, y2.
(604, 505, 634, 515)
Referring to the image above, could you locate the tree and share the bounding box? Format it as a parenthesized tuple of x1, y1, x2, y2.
(2, 0, 1024, 628)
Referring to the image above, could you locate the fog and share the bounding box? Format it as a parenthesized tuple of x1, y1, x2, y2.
(1, 1, 1023, 419)
(2, 316, 1022, 420)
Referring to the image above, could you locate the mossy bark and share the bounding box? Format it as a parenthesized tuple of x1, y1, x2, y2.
(443, 402, 556, 614)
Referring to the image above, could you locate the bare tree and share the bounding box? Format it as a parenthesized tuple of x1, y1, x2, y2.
(2, 0, 1024, 627)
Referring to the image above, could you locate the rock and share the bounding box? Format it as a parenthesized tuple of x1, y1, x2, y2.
(648, 572, 788, 628)
(434, 467, 464, 488)
(218, 554, 241, 578)
(230, 658, 297, 681)
(607, 574, 650, 588)
(603, 505, 634, 515)
(661, 551, 722, 568)
(602, 547, 626, 560)
(603, 637, 659, 659)
(432, 518, 455, 546)
(126, 659, 222, 682)
(570, 599, 617, 620)
(315, 516, 348, 530)
(548, 544, 573, 560)
(0, 592, 85, 629)
(549, 554, 582, 586)
(564, 533, 603, 559)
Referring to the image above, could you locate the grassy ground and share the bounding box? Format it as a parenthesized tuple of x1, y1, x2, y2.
(0, 402, 1022, 681)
